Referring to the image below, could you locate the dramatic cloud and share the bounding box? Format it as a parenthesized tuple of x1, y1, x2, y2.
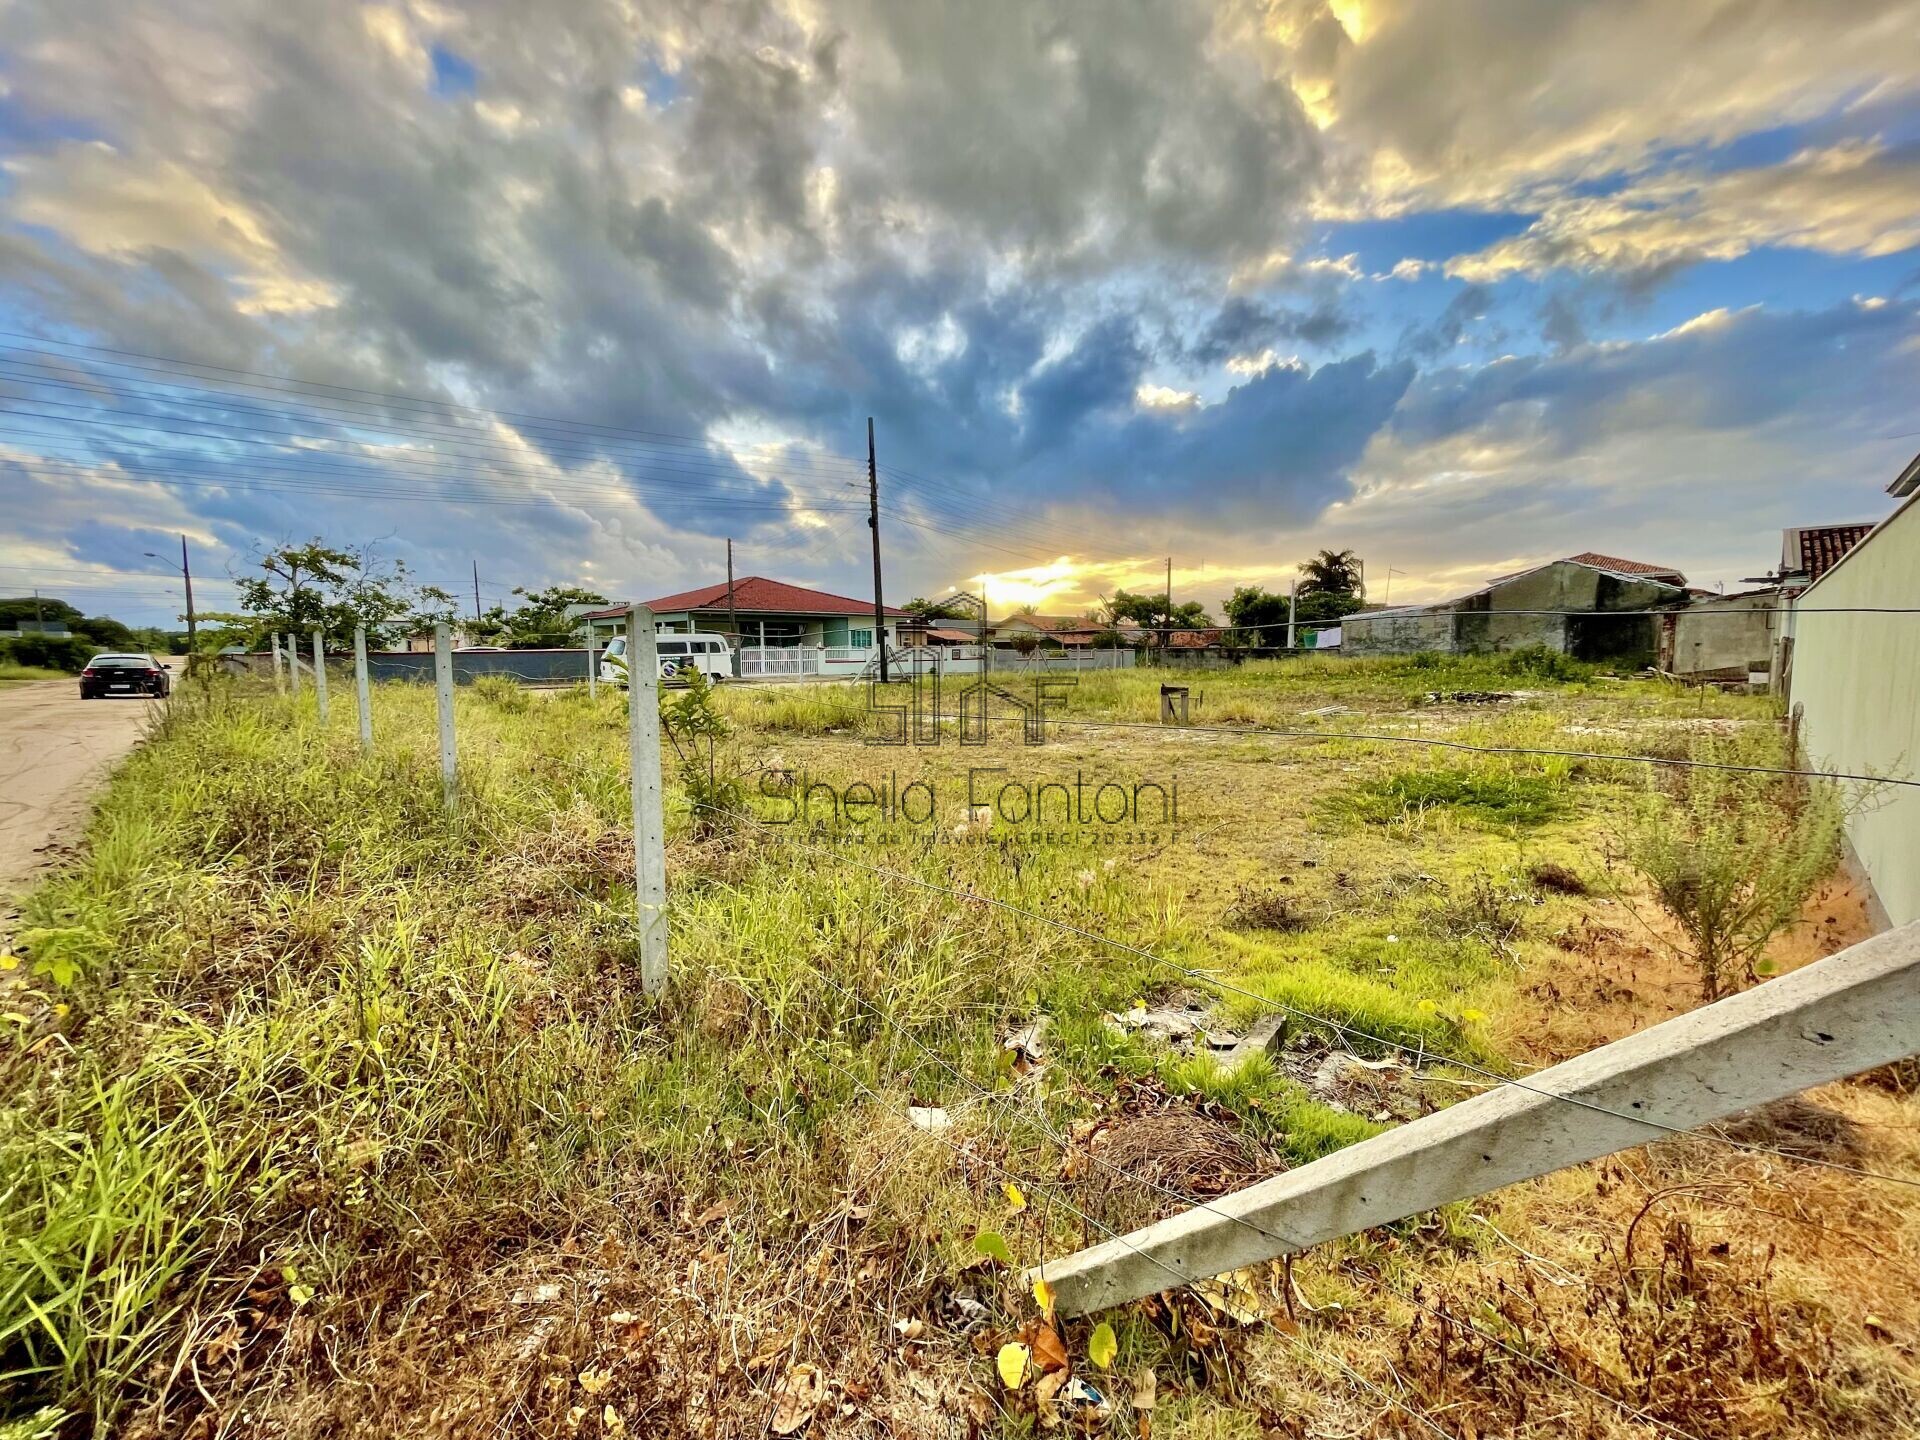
(0, 0, 1915, 623)
(1287, 0, 1920, 210)
(1446, 142, 1920, 282)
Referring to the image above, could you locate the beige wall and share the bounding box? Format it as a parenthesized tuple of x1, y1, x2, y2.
(1664, 592, 1777, 677)
(1790, 493, 1920, 928)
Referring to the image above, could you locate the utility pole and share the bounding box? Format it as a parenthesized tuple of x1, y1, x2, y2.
(1163, 556, 1173, 656)
(1287, 579, 1298, 651)
(981, 577, 990, 679)
(472, 561, 482, 626)
(726, 537, 741, 677)
(32, 589, 43, 625)
(867, 417, 890, 683)
(180, 534, 198, 663)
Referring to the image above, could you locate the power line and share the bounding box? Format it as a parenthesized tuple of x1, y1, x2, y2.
(0, 349, 871, 476)
(0, 331, 877, 466)
(0, 445, 869, 517)
(0, 368, 871, 493)
(0, 402, 867, 503)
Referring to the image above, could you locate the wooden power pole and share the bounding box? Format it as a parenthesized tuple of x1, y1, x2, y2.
(867, 417, 889, 683)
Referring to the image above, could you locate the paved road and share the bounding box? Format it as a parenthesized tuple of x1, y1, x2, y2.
(0, 666, 173, 903)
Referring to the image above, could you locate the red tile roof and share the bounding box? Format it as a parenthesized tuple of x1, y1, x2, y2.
(1793, 524, 1875, 582)
(1563, 551, 1687, 583)
(584, 577, 908, 620)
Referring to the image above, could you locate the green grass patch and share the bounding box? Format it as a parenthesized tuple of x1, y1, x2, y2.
(1327, 766, 1563, 829)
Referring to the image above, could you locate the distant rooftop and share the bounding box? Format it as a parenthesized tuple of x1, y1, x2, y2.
(1781, 524, 1876, 583)
(1561, 551, 1687, 584)
(582, 576, 909, 620)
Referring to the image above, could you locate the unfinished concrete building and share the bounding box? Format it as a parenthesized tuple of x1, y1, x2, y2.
(1343, 555, 1688, 661)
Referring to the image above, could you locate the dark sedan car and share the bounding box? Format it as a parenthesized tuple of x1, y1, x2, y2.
(79, 653, 172, 699)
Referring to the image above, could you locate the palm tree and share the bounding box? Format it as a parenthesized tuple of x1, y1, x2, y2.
(1297, 548, 1363, 598)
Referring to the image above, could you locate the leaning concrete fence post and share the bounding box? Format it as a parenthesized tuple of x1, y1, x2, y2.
(270, 633, 285, 693)
(434, 622, 456, 807)
(586, 623, 597, 700)
(287, 633, 302, 698)
(628, 604, 668, 994)
(311, 629, 329, 724)
(1031, 919, 1920, 1316)
(353, 625, 373, 750)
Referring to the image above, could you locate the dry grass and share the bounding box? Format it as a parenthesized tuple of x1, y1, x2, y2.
(1, 661, 1914, 1439)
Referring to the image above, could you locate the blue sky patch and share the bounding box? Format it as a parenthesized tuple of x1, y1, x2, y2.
(429, 45, 478, 99)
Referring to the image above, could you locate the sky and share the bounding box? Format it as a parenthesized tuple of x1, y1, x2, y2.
(1, 0, 1918, 627)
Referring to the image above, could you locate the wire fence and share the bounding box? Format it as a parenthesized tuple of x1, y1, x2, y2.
(234, 610, 1916, 1430)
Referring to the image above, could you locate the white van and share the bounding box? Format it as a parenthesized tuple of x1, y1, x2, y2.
(599, 632, 733, 685)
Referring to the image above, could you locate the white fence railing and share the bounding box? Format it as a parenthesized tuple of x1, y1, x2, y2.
(739, 647, 817, 678)
(736, 644, 1139, 681)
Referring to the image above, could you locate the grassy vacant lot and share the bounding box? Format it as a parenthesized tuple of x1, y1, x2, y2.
(2, 655, 1915, 1438)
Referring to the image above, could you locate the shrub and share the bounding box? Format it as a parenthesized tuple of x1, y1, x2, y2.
(1619, 729, 1845, 1001)
(659, 667, 745, 835)
(470, 674, 530, 712)
(0, 634, 94, 673)
(1495, 645, 1594, 683)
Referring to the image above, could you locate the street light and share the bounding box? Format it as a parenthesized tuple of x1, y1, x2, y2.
(144, 534, 198, 663)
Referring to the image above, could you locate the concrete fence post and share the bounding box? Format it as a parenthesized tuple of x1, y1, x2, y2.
(311, 629, 329, 724)
(270, 633, 286, 693)
(628, 604, 668, 994)
(353, 625, 373, 750)
(287, 633, 302, 697)
(1032, 920, 1920, 1317)
(434, 622, 456, 807)
(586, 624, 597, 700)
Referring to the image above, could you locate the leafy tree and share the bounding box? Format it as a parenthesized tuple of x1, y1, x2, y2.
(1297, 548, 1364, 599)
(74, 615, 137, 650)
(0, 634, 93, 672)
(1224, 585, 1289, 642)
(0, 597, 85, 629)
(0, 598, 156, 655)
(477, 585, 611, 648)
(903, 595, 978, 622)
(234, 540, 449, 648)
(1295, 590, 1363, 624)
(1105, 589, 1212, 633)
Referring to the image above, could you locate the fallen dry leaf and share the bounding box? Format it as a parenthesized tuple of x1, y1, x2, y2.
(1034, 1369, 1068, 1429)
(1026, 1322, 1070, 1374)
(770, 1362, 826, 1435)
(1131, 1368, 1157, 1411)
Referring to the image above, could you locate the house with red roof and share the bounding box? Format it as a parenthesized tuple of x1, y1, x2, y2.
(580, 576, 912, 675)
